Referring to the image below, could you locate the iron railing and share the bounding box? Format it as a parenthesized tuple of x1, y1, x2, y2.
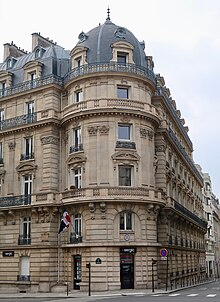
(0, 113, 37, 130)
(0, 195, 31, 207)
(18, 235, 31, 245)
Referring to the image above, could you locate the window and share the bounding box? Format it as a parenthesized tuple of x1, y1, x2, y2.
(75, 89, 83, 103)
(118, 124, 131, 141)
(26, 101, 35, 114)
(0, 82, 6, 96)
(119, 166, 132, 186)
(35, 48, 41, 59)
(117, 52, 127, 64)
(72, 168, 82, 189)
(120, 211, 132, 230)
(21, 137, 33, 160)
(18, 217, 31, 245)
(117, 86, 129, 99)
(18, 256, 30, 281)
(73, 213, 82, 236)
(0, 109, 4, 129)
(70, 128, 82, 153)
(75, 56, 82, 68)
(7, 58, 12, 69)
(22, 175, 32, 195)
(29, 72, 36, 88)
(0, 142, 3, 164)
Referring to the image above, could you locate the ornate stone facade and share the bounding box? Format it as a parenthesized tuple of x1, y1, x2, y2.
(0, 12, 207, 294)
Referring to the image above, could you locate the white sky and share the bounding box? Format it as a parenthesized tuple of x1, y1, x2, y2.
(1, 0, 220, 197)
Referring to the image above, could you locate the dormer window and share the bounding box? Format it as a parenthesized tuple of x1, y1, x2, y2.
(7, 58, 12, 69)
(70, 46, 88, 70)
(34, 47, 45, 59)
(117, 52, 127, 64)
(35, 48, 41, 59)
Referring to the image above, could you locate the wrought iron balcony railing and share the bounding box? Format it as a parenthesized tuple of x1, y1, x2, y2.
(0, 113, 37, 131)
(0, 195, 31, 207)
(70, 233, 83, 244)
(174, 200, 207, 230)
(0, 74, 63, 99)
(69, 144, 83, 153)
(116, 141, 136, 149)
(18, 235, 31, 245)
(64, 62, 156, 85)
(20, 153, 35, 161)
(168, 128, 203, 183)
(17, 275, 30, 281)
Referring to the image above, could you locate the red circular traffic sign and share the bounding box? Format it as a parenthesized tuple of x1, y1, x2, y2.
(160, 248, 168, 257)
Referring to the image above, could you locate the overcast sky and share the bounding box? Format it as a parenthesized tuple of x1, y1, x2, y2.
(1, 0, 219, 197)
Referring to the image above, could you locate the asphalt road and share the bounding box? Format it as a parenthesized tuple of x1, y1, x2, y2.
(1, 281, 220, 302)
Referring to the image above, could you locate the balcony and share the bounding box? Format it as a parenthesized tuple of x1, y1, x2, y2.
(174, 200, 207, 230)
(0, 113, 37, 131)
(70, 144, 83, 153)
(116, 141, 136, 149)
(70, 233, 83, 244)
(20, 153, 35, 161)
(64, 62, 156, 85)
(17, 275, 30, 281)
(0, 195, 31, 207)
(18, 235, 31, 245)
(0, 74, 63, 100)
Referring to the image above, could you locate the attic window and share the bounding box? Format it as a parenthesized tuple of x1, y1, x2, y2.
(7, 58, 13, 69)
(35, 48, 41, 59)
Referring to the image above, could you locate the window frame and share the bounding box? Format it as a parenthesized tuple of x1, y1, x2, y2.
(117, 86, 129, 99)
(120, 211, 133, 231)
(22, 175, 32, 195)
(118, 165, 132, 187)
(118, 124, 131, 141)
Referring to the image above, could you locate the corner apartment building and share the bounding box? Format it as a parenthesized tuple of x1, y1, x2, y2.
(0, 12, 207, 293)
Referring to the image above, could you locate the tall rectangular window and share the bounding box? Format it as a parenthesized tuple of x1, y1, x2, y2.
(75, 90, 83, 103)
(25, 101, 35, 114)
(0, 142, 3, 164)
(19, 256, 30, 281)
(70, 128, 82, 153)
(23, 175, 32, 195)
(119, 166, 132, 186)
(117, 87, 129, 99)
(22, 137, 33, 160)
(120, 212, 132, 230)
(118, 124, 131, 141)
(19, 218, 31, 245)
(29, 73, 36, 88)
(0, 109, 4, 130)
(117, 52, 127, 64)
(73, 168, 82, 189)
(0, 82, 6, 96)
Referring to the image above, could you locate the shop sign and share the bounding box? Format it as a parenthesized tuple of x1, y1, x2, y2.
(120, 247, 136, 254)
(2, 251, 14, 257)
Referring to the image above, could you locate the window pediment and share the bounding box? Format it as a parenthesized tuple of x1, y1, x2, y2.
(67, 153, 87, 168)
(111, 41, 134, 51)
(23, 60, 43, 70)
(16, 162, 37, 179)
(112, 150, 140, 165)
(0, 71, 13, 86)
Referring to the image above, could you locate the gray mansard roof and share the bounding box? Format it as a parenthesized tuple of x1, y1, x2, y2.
(76, 19, 147, 67)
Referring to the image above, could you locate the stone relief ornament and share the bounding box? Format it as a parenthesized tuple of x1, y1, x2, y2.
(115, 27, 126, 39)
(78, 31, 88, 43)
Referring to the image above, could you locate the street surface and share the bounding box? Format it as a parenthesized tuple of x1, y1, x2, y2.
(1, 281, 220, 302)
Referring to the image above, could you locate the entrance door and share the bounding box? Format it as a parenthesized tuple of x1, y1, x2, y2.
(120, 253, 134, 289)
(73, 255, 81, 289)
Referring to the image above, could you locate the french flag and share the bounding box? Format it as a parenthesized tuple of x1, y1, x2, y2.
(59, 210, 71, 234)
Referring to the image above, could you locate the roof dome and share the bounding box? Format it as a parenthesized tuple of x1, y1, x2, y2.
(75, 17, 147, 68)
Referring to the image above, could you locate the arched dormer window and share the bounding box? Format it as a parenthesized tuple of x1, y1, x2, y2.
(7, 58, 13, 69)
(111, 41, 134, 64)
(34, 47, 45, 59)
(70, 46, 88, 69)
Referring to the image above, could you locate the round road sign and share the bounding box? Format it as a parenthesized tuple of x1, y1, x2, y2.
(160, 248, 168, 257)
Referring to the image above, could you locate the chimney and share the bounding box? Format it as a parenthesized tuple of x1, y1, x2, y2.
(32, 32, 57, 50)
(3, 42, 27, 61)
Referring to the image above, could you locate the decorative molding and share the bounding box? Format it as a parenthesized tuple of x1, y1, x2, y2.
(89, 202, 95, 219)
(8, 142, 16, 151)
(41, 135, 59, 145)
(88, 126, 98, 136)
(155, 145, 166, 153)
(140, 128, 154, 140)
(99, 125, 110, 135)
(100, 202, 106, 219)
(16, 162, 38, 180)
(112, 150, 140, 165)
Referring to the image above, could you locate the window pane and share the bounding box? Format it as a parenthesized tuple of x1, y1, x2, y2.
(126, 212, 132, 230)
(119, 166, 131, 186)
(117, 87, 128, 99)
(117, 54, 126, 64)
(120, 212, 125, 230)
(118, 125, 130, 140)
